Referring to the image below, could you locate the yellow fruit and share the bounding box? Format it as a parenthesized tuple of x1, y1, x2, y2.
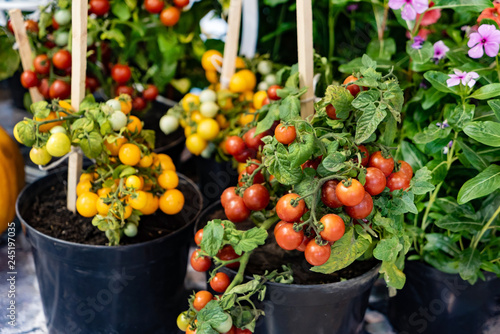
(115, 94, 132, 114)
(238, 108, 257, 126)
(185, 134, 207, 156)
(205, 70, 219, 84)
(184, 125, 193, 137)
(104, 136, 128, 156)
(237, 163, 246, 174)
(201, 50, 222, 72)
(127, 115, 143, 133)
(253, 90, 268, 110)
(97, 187, 112, 197)
(159, 189, 185, 215)
(80, 173, 94, 183)
(140, 193, 159, 215)
(158, 170, 179, 190)
(229, 69, 256, 93)
(235, 57, 246, 69)
(238, 90, 254, 103)
(197, 118, 220, 141)
(96, 197, 110, 216)
(182, 93, 200, 112)
(76, 180, 93, 196)
(118, 143, 141, 166)
(139, 154, 154, 168)
(125, 175, 143, 190)
(216, 114, 229, 129)
(35, 112, 63, 133)
(128, 190, 148, 210)
(191, 111, 205, 123)
(76, 192, 99, 217)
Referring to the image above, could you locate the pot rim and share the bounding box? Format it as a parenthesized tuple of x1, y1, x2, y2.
(196, 201, 381, 288)
(16, 170, 203, 250)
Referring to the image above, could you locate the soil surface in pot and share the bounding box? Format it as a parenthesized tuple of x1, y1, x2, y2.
(26, 182, 190, 246)
(208, 210, 379, 285)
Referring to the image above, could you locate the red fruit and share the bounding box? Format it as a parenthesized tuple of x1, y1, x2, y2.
(399, 160, 413, 179)
(357, 145, 370, 166)
(321, 180, 343, 209)
(24, 20, 39, 33)
(224, 197, 250, 223)
(210, 272, 231, 293)
(274, 222, 304, 250)
(275, 124, 296, 145)
(276, 193, 305, 223)
(89, 0, 110, 16)
(52, 50, 71, 70)
(325, 104, 338, 119)
(387, 171, 411, 192)
(111, 64, 132, 84)
(52, 17, 59, 30)
(85, 77, 99, 92)
(34, 55, 50, 75)
(38, 78, 50, 99)
(194, 229, 203, 245)
(301, 156, 322, 170)
(335, 179, 365, 207)
(343, 75, 361, 97)
(144, 0, 164, 13)
(49, 80, 71, 99)
(364, 167, 387, 196)
(243, 184, 270, 211)
(190, 249, 211, 272)
(267, 85, 282, 100)
(243, 127, 266, 151)
(217, 245, 240, 269)
(221, 187, 238, 208)
(225, 136, 246, 156)
(345, 193, 373, 219)
(20, 71, 38, 88)
(305, 239, 331, 266)
(143, 84, 159, 101)
(368, 151, 394, 177)
(160, 7, 181, 26)
(173, 0, 190, 8)
(238, 170, 264, 186)
(132, 96, 147, 111)
(115, 85, 134, 96)
(234, 148, 256, 163)
(319, 214, 345, 242)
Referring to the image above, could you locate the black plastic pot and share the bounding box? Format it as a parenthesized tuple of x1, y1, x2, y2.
(16, 171, 203, 334)
(196, 201, 380, 334)
(194, 157, 238, 208)
(388, 261, 500, 334)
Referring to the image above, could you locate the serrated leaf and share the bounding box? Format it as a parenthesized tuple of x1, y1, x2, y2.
(80, 131, 102, 159)
(233, 228, 268, 255)
(294, 169, 319, 208)
(379, 261, 406, 289)
(410, 167, 435, 195)
(201, 220, 225, 257)
(288, 134, 316, 168)
(355, 104, 387, 145)
(311, 227, 370, 274)
(373, 211, 402, 236)
(323, 85, 354, 119)
(278, 95, 300, 121)
(457, 165, 500, 204)
(197, 301, 228, 331)
(256, 103, 279, 135)
(373, 237, 403, 262)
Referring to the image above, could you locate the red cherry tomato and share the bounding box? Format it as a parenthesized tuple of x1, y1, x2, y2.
(34, 54, 50, 75)
(335, 179, 365, 207)
(235, 329, 252, 334)
(115, 85, 134, 96)
(89, 0, 110, 16)
(276, 193, 305, 222)
(364, 167, 387, 196)
(210, 272, 231, 293)
(357, 145, 370, 166)
(274, 124, 296, 145)
(225, 136, 246, 156)
(160, 7, 181, 26)
(398, 160, 413, 179)
(221, 187, 238, 208)
(85, 77, 99, 92)
(193, 290, 213, 311)
(144, 0, 164, 13)
(321, 180, 343, 208)
(132, 96, 147, 111)
(217, 245, 240, 269)
(238, 170, 264, 186)
(319, 214, 345, 242)
(273, 221, 287, 235)
(245, 159, 261, 175)
(49, 80, 71, 99)
(325, 104, 338, 119)
(52, 50, 71, 70)
(387, 171, 411, 192)
(267, 85, 282, 100)
(174, 0, 190, 8)
(194, 229, 203, 245)
(20, 71, 38, 88)
(305, 239, 331, 266)
(345, 193, 373, 219)
(368, 151, 394, 177)
(243, 184, 270, 211)
(343, 75, 361, 97)
(143, 84, 159, 101)
(190, 249, 211, 272)
(243, 127, 266, 151)
(274, 222, 304, 250)
(224, 196, 250, 223)
(111, 64, 132, 84)
(38, 78, 50, 99)
(234, 148, 256, 163)
(24, 20, 39, 33)
(301, 156, 322, 170)
(296, 234, 312, 252)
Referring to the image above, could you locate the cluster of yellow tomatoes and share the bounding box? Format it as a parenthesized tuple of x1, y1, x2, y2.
(173, 50, 270, 157)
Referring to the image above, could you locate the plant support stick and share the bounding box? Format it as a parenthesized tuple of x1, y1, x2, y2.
(296, 0, 315, 118)
(220, 0, 243, 89)
(67, 0, 88, 212)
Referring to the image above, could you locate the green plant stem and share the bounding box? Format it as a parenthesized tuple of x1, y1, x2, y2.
(328, 2, 337, 61)
(496, 55, 500, 82)
(472, 204, 500, 249)
(273, 5, 286, 61)
(410, 10, 425, 38)
(420, 181, 442, 234)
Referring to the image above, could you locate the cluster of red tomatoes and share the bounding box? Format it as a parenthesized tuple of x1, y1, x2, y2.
(20, 51, 72, 99)
(224, 125, 275, 163)
(110, 63, 160, 112)
(144, 0, 189, 26)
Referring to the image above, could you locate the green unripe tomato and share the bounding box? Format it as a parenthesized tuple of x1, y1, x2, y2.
(30, 146, 52, 165)
(199, 101, 219, 118)
(106, 99, 122, 111)
(176, 311, 190, 331)
(54, 9, 71, 26)
(123, 223, 137, 237)
(199, 89, 217, 103)
(109, 110, 128, 131)
(46, 132, 71, 157)
(159, 115, 179, 135)
(50, 125, 67, 135)
(257, 60, 273, 75)
(54, 31, 69, 46)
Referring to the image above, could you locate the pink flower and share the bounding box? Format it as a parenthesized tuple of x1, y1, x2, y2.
(446, 70, 479, 88)
(389, 0, 429, 21)
(468, 24, 500, 58)
(417, 2, 441, 26)
(433, 41, 449, 61)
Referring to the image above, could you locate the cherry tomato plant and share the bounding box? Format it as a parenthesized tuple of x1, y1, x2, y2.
(14, 95, 185, 245)
(177, 57, 434, 333)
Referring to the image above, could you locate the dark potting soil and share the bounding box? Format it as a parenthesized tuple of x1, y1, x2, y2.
(207, 209, 379, 285)
(26, 182, 190, 246)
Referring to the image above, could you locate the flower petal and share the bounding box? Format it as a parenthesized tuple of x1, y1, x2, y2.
(469, 71, 480, 79)
(468, 79, 477, 88)
(468, 32, 482, 48)
(484, 42, 500, 57)
(388, 0, 406, 10)
(469, 44, 485, 58)
(401, 4, 417, 21)
(446, 77, 460, 87)
(488, 29, 500, 44)
(478, 24, 496, 37)
(412, 0, 430, 14)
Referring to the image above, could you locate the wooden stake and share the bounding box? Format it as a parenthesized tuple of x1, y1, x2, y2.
(220, 0, 243, 89)
(67, 0, 88, 212)
(9, 9, 44, 103)
(296, 0, 315, 119)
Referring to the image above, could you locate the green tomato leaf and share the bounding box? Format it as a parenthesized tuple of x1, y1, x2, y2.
(373, 211, 403, 236)
(0, 32, 20, 81)
(373, 237, 403, 262)
(256, 103, 279, 135)
(410, 167, 435, 195)
(111, 0, 131, 20)
(197, 301, 228, 331)
(379, 261, 406, 289)
(294, 169, 319, 208)
(288, 133, 316, 168)
(321, 85, 354, 119)
(463, 121, 500, 147)
(457, 164, 500, 204)
(355, 104, 387, 145)
(201, 220, 225, 257)
(233, 228, 268, 255)
(267, 145, 304, 185)
(278, 95, 300, 121)
(79, 131, 102, 159)
(16, 120, 36, 146)
(311, 227, 370, 274)
(31, 101, 50, 118)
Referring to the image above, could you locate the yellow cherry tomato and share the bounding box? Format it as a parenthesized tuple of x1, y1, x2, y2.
(140, 193, 159, 215)
(237, 163, 247, 174)
(253, 90, 268, 110)
(238, 108, 257, 126)
(197, 118, 220, 141)
(139, 154, 154, 168)
(159, 189, 185, 215)
(235, 57, 246, 69)
(128, 190, 148, 210)
(80, 173, 94, 183)
(158, 170, 179, 190)
(182, 93, 200, 112)
(115, 94, 132, 114)
(119, 143, 141, 166)
(127, 115, 143, 133)
(185, 134, 207, 156)
(216, 114, 229, 129)
(104, 136, 128, 156)
(205, 70, 219, 84)
(238, 90, 254, 103)
(76, 180, 93, 196)
(35, 112, 63, 133)
(191, 111, 204, 123)
(201, 50, 222, 72)
(76, 192, 99, 217)
(126, 175, 143, 190)
(96, 197, 110, 216)
(184, 125, 193, 137)
(97, 187, 112, 197)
